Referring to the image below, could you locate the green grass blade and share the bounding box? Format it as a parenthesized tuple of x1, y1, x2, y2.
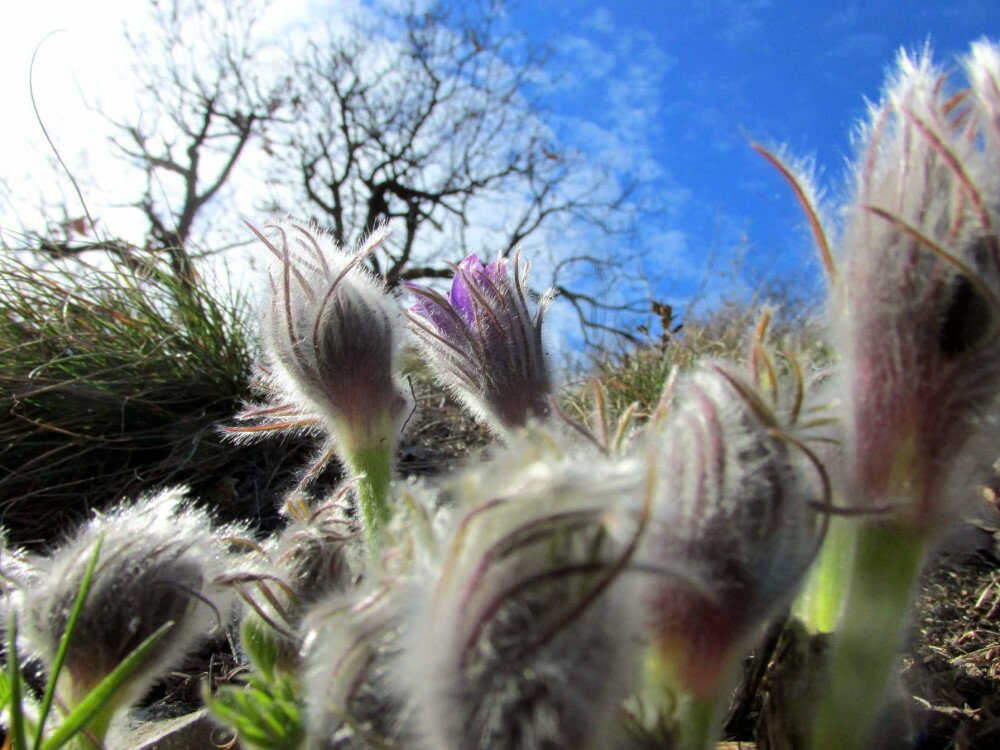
(32, 534, 103, 747)
(0, 673, 10, 714)
(6, 610, 28, 750)
(40, 620, 174, 750)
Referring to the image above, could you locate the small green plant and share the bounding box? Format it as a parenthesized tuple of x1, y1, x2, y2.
(208, 662, 304, 750)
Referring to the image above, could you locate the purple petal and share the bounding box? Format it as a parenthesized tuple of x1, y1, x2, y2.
(449, 254, 487, 325)
(404, 282, 462, 338)
(482, 257, 509, 286)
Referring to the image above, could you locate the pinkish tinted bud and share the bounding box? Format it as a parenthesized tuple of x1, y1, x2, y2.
(642, 363, 822, 698)
(836, 42, 1000, 535)
(406, 249, 553, 435)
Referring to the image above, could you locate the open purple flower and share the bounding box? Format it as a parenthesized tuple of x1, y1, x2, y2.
(406, 250, 553, 435)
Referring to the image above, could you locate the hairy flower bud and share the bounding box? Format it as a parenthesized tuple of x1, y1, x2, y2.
(223, 493, 362, 675)
(227, 221, 412, 458)
(301, 586, 407, 749)
(20, 488, 232, 711)
(642, 363, 822, 698)
(397, 431, 645, 749)
(406, 250, 553, 435)
(836, 42, 1000, 534)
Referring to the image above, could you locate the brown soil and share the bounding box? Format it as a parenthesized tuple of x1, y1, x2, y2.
(902, 542, 1000, 748)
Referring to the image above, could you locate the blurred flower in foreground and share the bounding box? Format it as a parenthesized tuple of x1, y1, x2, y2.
(641, 363, 822, 750)
(301, 584, 407, 749)
(764, 40, 1000, 750)
(19, 488, 232, 738)
(225, 220, 412, 544)
(835, 41, 1000, 534)
(406, 251, 553, 436)
(397, 430, 647, 749)
(299, 481, 442, 748)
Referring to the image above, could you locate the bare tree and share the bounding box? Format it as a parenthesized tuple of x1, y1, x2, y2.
(278, 1, 650, 341)
(106, 0, 286, 284)
(21, 0, 654, 343)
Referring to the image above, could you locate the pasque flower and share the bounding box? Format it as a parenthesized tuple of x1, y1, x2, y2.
(835, 42, 1000, 534)
(396, 430, 646, 750)
(641, 363, 822, 750)
(220, 492, 361, 677)
(19, 488, 233, 739)
(226, 220, 413, 544)
(301, 585, 408, 749)
(792, 41, 1000, 750)
(406, 250, 553, 435)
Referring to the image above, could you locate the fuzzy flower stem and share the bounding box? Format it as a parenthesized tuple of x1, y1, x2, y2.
(348, 447, 393, 548)
(810, 523, 926, 750)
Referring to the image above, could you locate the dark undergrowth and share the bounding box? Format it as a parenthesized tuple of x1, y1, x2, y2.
(0, 247, 300, 544)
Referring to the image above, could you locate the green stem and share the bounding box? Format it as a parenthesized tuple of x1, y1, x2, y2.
(349, 447, 393, 548)
(678, 694, 722, 750)
(794, 516, 856, 634)
(809, 523, 926, 750)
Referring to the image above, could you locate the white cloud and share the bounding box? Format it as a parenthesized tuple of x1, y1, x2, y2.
(552, 34, 617, 85)
(581, 7, 615, 35)
(0, 0, 323, 247)
(691, 0, 773, 46)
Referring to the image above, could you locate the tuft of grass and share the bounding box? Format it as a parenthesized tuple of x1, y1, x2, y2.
(0, 245, 255, 542)
(567, 295, 829, 431)
(581, 342, 691, 421)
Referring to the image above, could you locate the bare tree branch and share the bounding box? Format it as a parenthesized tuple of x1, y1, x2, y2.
(105, 0, 286, 288)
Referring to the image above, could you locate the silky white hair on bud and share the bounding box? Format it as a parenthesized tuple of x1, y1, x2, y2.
(396, 430, 647, 750)
(218, 490, 364, 674)
(19, 487, 233, 711)
(0, 530, 36, 650)
(297, 483, 444, 748)
(300, 585, 410, 749)
(224, 220, 413, 464)
(641, 362, 823, 696)
(964, 39, 1000, 153)
(0, 530, 35, 597)
(271, 494, 361, 605)
(833, 41, 1000, 533)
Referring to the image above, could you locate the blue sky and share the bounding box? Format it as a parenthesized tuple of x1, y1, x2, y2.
(2, 1, 998, 340)
(506, 0, 1000, 315)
